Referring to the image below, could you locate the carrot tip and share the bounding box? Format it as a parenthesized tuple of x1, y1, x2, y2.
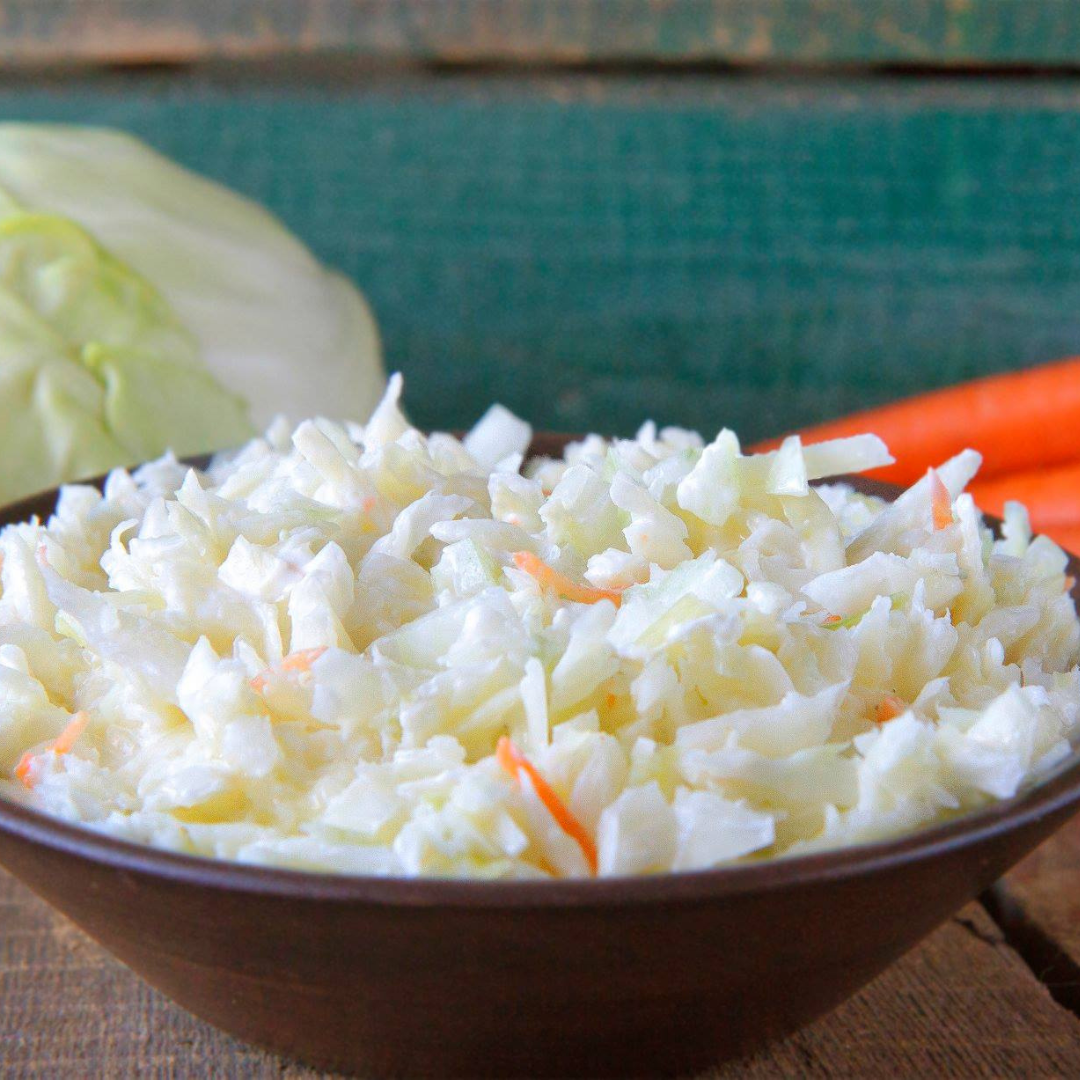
(750, 355, 1080, 486)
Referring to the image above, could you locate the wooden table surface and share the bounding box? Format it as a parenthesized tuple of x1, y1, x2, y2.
(2, 819, 1079, 1078)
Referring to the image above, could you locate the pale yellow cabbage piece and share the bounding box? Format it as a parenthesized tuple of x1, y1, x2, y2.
(0, 124, 385, 503)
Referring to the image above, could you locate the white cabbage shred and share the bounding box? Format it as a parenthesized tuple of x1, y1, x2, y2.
(1, 379, 1077, 879)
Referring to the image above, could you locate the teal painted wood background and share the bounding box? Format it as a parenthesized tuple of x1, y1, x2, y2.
(3, 73, 1080, 439)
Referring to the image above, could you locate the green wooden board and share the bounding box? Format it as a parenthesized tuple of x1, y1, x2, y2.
(1, 72, 1079, 440)
(6, 1, 1080, 67)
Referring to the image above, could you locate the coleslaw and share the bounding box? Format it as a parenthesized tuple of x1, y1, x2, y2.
(1, 376, 1077, 878)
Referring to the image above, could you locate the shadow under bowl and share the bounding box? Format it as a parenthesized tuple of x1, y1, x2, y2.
(0, 440, 1078, 1078)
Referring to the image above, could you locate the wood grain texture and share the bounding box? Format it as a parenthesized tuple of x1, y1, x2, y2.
(995, 818, 1080, 999)
(3, 0, 1080, 67)
(3, 869, 1079, 1077)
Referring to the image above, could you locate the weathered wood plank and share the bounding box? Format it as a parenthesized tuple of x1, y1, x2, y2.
(732, 902, 1080, 1078)
(3, 869, 1079, 1076)
(994, 817, 1080, 1011)
(3, 1, 1080, 68)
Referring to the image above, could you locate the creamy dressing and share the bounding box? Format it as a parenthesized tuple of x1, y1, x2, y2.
(0, 376, 1077, 878)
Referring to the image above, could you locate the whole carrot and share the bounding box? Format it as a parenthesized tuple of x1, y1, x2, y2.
(1046, 526, 1080, 557)
(752, 356, 1080, 485)
(970, 461, 1080, 527)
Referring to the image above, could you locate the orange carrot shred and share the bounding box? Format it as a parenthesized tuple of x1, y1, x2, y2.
(15, 711, 90, 787)
(605, 692, 618, 709)
(929, 469, 952, 531)
(281, 647, 327, 673)
(497, 736, 598, 875)
(53, 711, 89, 755)
(875, 695, 906, 724)
(14, 751, 34, 786)
(823, 614, 842, 626)
(251, 648, 327, 693)
(1067, 575, 1077, 591)
(512, 551, 622, 607)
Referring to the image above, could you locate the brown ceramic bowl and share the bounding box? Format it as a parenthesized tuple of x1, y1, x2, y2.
(0, 441, 1079, 1078)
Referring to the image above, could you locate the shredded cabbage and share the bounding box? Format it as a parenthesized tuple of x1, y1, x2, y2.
(1, 378, 1077, 878)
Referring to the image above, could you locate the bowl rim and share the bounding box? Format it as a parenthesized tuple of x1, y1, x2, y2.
(0, 446, 1078, 909)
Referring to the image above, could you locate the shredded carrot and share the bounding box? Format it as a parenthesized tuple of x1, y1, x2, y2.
(361, 496, 376, 513)
(1067, 575, 1077, 591)
(605, 692, 618, 709)
(875, 695, 906, 724)
(497, 736, 598, 875)
(929, 469, 952, 531)
(15, 710, 90, 787)
(53, 711, 89, 755)
(281, 647, 327, 673)
(512, 551, 622, 607)
(252, 647, 327, 692)
(14, 751, 34, 786)
(825, 610, 866, 631)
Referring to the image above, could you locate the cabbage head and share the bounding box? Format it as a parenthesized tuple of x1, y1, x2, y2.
(0, 124, 384, 503)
